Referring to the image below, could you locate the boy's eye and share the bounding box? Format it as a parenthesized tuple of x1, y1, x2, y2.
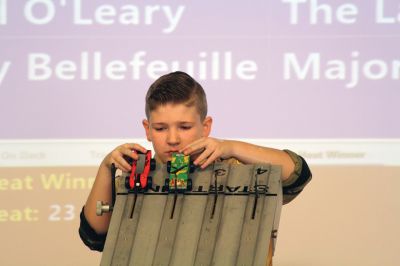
(180, 126, 192, 130)
(154, 127, 166, 131)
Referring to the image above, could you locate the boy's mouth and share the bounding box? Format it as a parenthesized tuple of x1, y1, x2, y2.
(165, 150, 179, 157)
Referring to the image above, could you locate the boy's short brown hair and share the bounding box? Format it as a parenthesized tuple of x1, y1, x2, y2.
(145, 71, 208, 120)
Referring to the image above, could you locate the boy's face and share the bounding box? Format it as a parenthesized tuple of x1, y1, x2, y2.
(142, 103, 212, 163)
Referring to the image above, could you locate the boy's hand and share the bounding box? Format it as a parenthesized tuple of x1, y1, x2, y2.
(180, 137, 232, 169)
(103, 143, 147, 172)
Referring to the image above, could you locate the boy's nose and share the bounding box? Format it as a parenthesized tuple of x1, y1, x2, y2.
(167, 129, 180, 146)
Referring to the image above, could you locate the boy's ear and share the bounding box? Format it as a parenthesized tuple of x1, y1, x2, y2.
(202, 116, 213, 137)
(142, 119, 152, 142)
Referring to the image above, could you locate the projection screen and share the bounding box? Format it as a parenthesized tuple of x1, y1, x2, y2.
(1, 1, 399, 265)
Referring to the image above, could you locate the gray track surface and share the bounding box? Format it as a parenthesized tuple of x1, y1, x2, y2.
(100, 162, 282, 266)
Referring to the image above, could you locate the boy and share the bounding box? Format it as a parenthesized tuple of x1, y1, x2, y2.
(79, 71, 312, 257)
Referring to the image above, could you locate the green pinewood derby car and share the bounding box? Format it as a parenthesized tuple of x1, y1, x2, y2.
(165, 153, 195, 191)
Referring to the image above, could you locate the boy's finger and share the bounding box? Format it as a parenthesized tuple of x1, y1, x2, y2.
(121, 148, 139, 160)
(180, 138, 205, 153)
(123, 143, 147, 153)
(180, 144, 193, 154)
(185, 147, 206, 157)
(134, 144, 148, 153)
(182, 141, 206, 155)
(115, 157, 131, 172)
(200, 153, 219, 169)
(193, 148, 213, 165)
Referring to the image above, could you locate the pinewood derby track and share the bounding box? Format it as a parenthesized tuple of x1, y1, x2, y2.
(99, 162, 282, 266)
